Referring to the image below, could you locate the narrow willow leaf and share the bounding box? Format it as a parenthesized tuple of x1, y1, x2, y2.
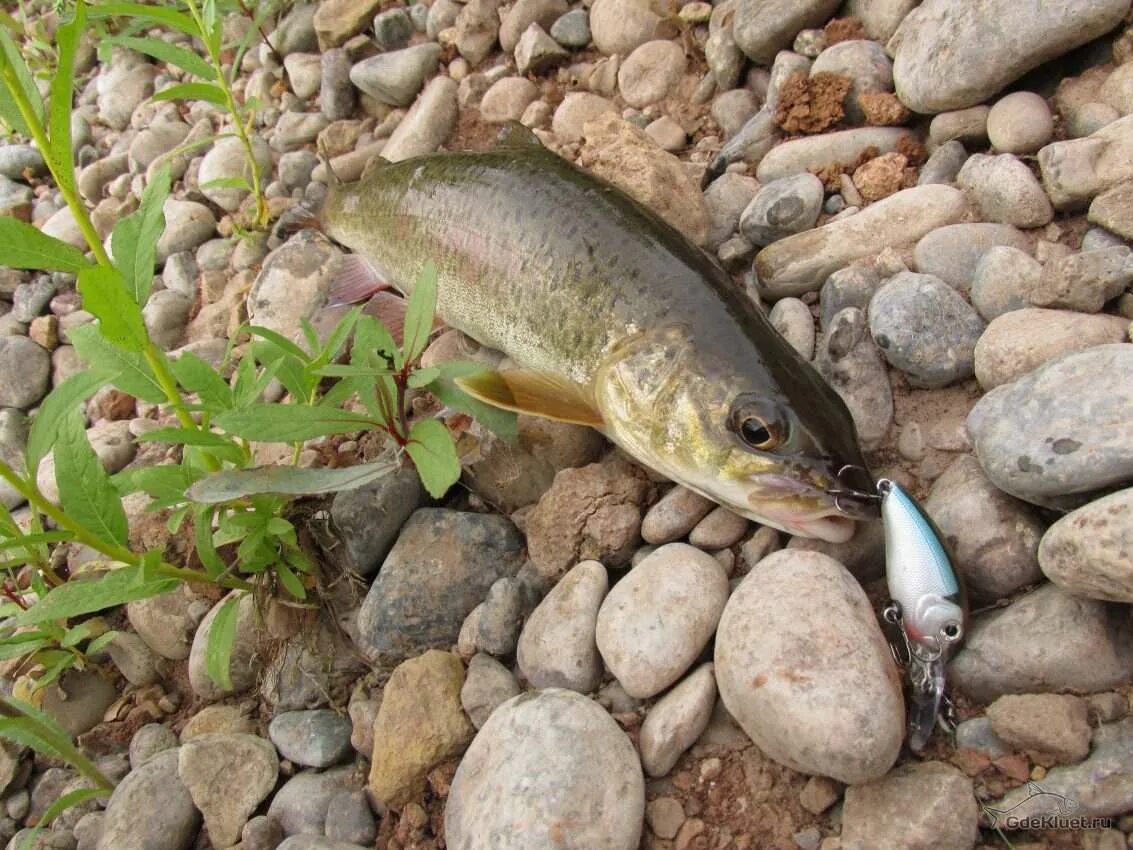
(192, 505, 226, 579)
(86, 3, 200, 37)
(17, 568, 178, 625)
(198, 176, 250, 192)
(312, 307, 362, 369)
(0, 27, 42, 125)
(274, 562, 306, 600)
(406, 418, 460, 498)
(69, 325, 165, 403)
(47, 0, 84, 199)
(53, 411, 129, 549)
(0, 532, 72, 551)
(107, 35, 215, 80)
(25, 371, 107, 474)
(76, 266, 148, 352)
(402, 262, 437, 365)
(169, 351, 233, 410)
(187, 458, 399, 503)
(26, 786, 109, 850)
(0, 219, 90, 274)
(150, 81, 228, 106)
(247, 325, 311, 363)
(214, 405, 378, 442)
(205, 595, 239, 691)
(0, 696, 114, 791)
(135, 427, 245, 465)
(111, 165, 170, 306)
(112, 463, 199, 502)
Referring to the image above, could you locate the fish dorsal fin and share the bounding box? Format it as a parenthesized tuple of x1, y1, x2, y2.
(360, 153, 393, 182)
(493, 122, 544, 151)
(455, 369, 604, 427)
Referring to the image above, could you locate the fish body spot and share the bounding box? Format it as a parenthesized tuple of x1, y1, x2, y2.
(1052, 438, 1081, 455)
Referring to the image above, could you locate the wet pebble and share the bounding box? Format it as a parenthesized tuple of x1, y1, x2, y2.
(987, 91, 1054, 154)
(739, 173, 824, 247)
(639, 663, 717, 777)
(1039, 487, 1133, 603)
(970, 246, 1043, 320)
(268, 710, 353, 768)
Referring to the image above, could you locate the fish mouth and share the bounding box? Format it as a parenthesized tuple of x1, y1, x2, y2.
(744, 465, 879, 543)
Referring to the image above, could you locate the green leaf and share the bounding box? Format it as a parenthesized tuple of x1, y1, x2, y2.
(274, 562, 306, 600)
(28, 787, 109, 846)
(112, 463, 200, 503)
(0, 219, 90, 274)
(406, 418, 459, 499)
(407, 366, 440, 388)
(204, 594, 239, 691)
(198, 176, 250, 192)
(187, 457, 400, 503)
(0, 27, 43, 129)
(214, 405, 378, 442)
(192, 505, 226, 579)
(427, 362, 518, 443)
(135, 427, 245, 465)
(169, 351, 234, 411)
(76, 266, 148, 352)
(47, 0, 84, 201)
(85, 631, 119, 655)
(0, 695, 114, 792)
(106, 35, 215, 80)
(87, 3, 201, 37)
(247, 325, 312, 363)
(69, 325, 165, 403)
(402, 262, 437, 365)
(150, 81, 228, 106)
(353, 314, 398, 363)
(311, 307, 362, 370)
(26, 371, 107, 474)
(53, 411, 129, 549)
(17, 568, 178, 625)
(111, 165, 170, 306)
(0, 532, 72, 552)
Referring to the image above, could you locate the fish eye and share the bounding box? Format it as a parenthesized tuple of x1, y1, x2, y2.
(728, 399, 785, 452)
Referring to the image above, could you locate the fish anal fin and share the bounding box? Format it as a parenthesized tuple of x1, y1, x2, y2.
(329, 254, 393, 306)
(455, 369, 603, 427)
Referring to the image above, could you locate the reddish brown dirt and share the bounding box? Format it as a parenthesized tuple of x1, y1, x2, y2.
(775, 72, 852, 135)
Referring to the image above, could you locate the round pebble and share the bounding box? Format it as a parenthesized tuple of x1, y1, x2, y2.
(987, 91, 1054, 154)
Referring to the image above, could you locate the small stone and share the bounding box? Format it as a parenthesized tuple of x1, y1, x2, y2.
(841, 762, 978, 850)
(279, 150, 319, 191)
(810, 39, 893, 125)
(127, 586, 204, 660)
(712, 89, 761, 141)
(349, 43, 441, 107)
(1067, 101, 1120, 138)
(275, 3, 318, 54)
(703, 172, 759, 250)
(1029, 246, 1133, 313)
(852, 152, 908, 202)
(641, 486, 716, 544)
(819, 266, 880, 328)
(373, 8, 414, 50)
(188, 591, 265, 700)
(178, 733, 279, 848)
(41, 671, 117, 737)
(461, 653, 521, 729)
(284, 54, 322, 100)
(597, 543, 729, 699)
(799, 776, 841, 815)
(589, 0, 668, 56)
(0, 337, 49, 409)
(639, 663, 717, 777)
(986, 694, 1091, 765)
(320, 49, 356, 121)
(128, 724, 177, 770)
(0, 144, 45, 179)
(268, 710, 353, 768)
(957, 153, 1053, 229)
(768, 297, 816, 359)
(242, 815, 284, 850)
(618, 40, 686, 108)
(688, 506, 751, 550)
(329, 464, 427, 577)
(197, 134, 271, 212)
(381, 76, 459, 161)
(1089, 180, 1133, 240)
(646, 796, 685, 840)
(267, 766, 358, 838)
(644, 116, 686, 152)
(479, 78, 539, 124)
(454, 0, 501, 66)
(815, 306, 893, 449)
(324, 791, 376, 846)
(106, 632, 160, 687)
(918, 139, 969, 186)
(1039, 488, 1133, 603)
(739, 173, 824, 246)
(987, 91, 1054, 155)
(970, 246, 1043, 320)
(953, 716, 1010, 760)
(514, 23, 569, 74)
(313, 0, 382, 48)
(499, 0, 570, 52)
(97, 750, 199, 850)
(551, 92, 618, 142)
(913, 223, 1031, 291)
(476, 576, 525, 656)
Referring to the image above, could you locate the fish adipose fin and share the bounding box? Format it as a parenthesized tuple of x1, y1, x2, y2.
(455, 369, 604, 427)
(329, 254, 393, 306)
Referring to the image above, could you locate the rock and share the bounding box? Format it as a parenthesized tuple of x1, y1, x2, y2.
(913, 223, 1031, 291)
(479, 77, 539, 123)
(639, 663, 717, 777)
(924, 455, 1044, 602)
(755, 185, 968, 298)
(868, 271, 985, 388)
(274, 3, 318, 54)
(368, 650, 473, 808)
(892, 0, 1128, 114)
(126, 586, 203, 660)
(957, 153, 1053, 229)
(1101, 61, 1133, 115)
(96, 61, 156, 131)
(516, 559, 608, 692)
(371, 7, 413, 51)
(329, 464, 426, 576)
(0, 337, 49, 409)
(320, 49, 355, 121)
(41, 207, 85, 250)
(703, 173, 759, 250)
(1039, 488, 1133, 603)
(551, 92, 618, 142)
(322, 790, 375, 845)
(641, 486, 715, 544)
(129, 724, 178, 771)
(500, 0, 569, 52)
(974, 308, 1129, 390)
(188, 592, 264, 700)
(271, 112, 329, 153)
(514, 24, 569, 74)
(313, 0, 382, 48)
(1038, 115, 1133, 209)
(284, 53, 322, 100)
(267, 767, 358, 837)
(967, 345, 1133, 504)
(349, 43, 441, 107)
(198, 135, 271, 212)
(732, 0, 841, 64)
(106, 631, 160, 686)
(954, 716, 1010, 759)
(454, 0, 501, 66)
(1029, 246, 1133, 313)
(242, 815, 284, 850)
(845, 0, 916, 41)
(970, 246, 1044, 320)
(596, 543, 729, 699)
(982, 717, 1133, 821)
(551, 9, 591, 47)
(141, 289, 191, 351)
(819, 266, 880, 328)
(646, 796, 686, 840)
(525, 458, 650, 580)
(644, 116, 686, 152)
(918, 139, 969, 185)
(0, 144, 45, 179)
(178, 733, 279, 848)
(810, 39, 893, 124)
(715, 550, 903, 783)
(381, 77, 459, 162)
(578, 115, 710, 245)
(987, 91, 1054, 154)
(268, 710, 353, 768)
(476, 577, 525, 656)
(41, 671, 117, 737)
(37, 420, 136, 504)
(756, 127, 915, 184)
(589, 0, 668, 56)
(689, 506, 751, 550)
(356, 509, 525, 660)
(1089, 180, 1133, 240)
(128, 122, 190, 173)
(276, 839, 370, 850)
(815, 306, 893, 449)
(247, 231, 340, 338)
(841, 762, 978, 850)
(461, 653, 521, 728)
(739, 173, 824, 247)
(446, 689, 644, 849)
(97, 750, 199, 850)
(1068, 101, 1120, 138)
(182, 705, 257, 741)
(950, 582, 1133, 702)
(618, 40, 686, 108)
(279, 150, 319, 192)
(712, 90, 760, 141)
(986, 694, 1091, 765)
(261, 617, 366, 714)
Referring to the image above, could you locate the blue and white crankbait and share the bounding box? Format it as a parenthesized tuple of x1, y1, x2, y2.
(877, 478, 967, 752)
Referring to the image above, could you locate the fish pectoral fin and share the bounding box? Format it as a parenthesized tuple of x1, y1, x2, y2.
(329, 254, 393, 306)
(454, 369, 604, 427)
(361, 291, 445, 346)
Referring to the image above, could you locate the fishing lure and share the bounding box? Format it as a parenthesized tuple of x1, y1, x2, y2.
(877, 478, 967, 752)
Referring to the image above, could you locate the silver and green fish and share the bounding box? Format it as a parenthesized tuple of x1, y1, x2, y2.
(317, 126, 878, 542)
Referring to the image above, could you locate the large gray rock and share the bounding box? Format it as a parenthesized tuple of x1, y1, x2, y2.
(178, 733, 279, 848)
(0, 337, 49, 409)
(446, 689, 644, 850)
(732, 0, 841, 64)
(98, 750, 200, 850)
(756, 127, 916, 183)
(949, 583, 1133, 703)
(1039, 488, 1133, 603)
(755, 185, 968, 298)
(892, 0, 1129, 114)
(967, 345, 1133, 505)
(355, 509, 525, 660)
(329, 464, 427, 576)
(348, 43, 441, 107)
(715, 550, 904, 784)
(247, 232, 341, 339)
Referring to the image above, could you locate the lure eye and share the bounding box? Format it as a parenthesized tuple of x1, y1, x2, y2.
(940, 622, 963, 643)
(728, 398, 786, 452)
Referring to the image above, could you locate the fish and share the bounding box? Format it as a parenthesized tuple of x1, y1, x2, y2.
(878, 477, 966, 750)
(317, 124, 879, 542)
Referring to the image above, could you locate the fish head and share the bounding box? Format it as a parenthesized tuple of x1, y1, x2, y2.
(594, 323, 878, 543)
